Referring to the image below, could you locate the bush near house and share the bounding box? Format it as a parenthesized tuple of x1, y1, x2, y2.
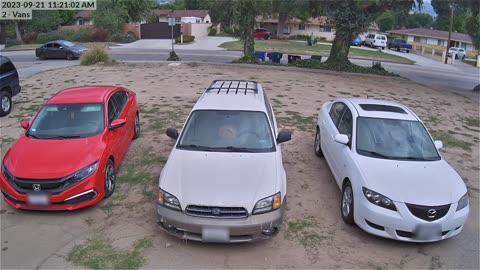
(208, 28, 217, 36)
(111, 32, 137, 43)
(175, 35, 195, 44)
(22, 32, 38, 44)
(80, 46, 112, 65)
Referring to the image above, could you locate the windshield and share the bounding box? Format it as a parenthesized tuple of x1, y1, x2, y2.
(28, 103, 105, 139)
(450, 48, 459, 51)
(60, 41, 76, 47)
(356, 117, 440, 161)
(178, 110, 275, 152)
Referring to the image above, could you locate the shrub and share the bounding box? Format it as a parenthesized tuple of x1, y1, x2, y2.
(110, 32, 137, 43)
(91, 28, 111, 42)
(175, 35, 194, 44)
(289, 35, 310, 41)
(72, 28, 93, 42)
(208, 28, 217, 36)
(167, 51, 180, 61)
(80, 46, 112, 65)
(22, 32, 38, 44)
(36, 31, 65, 44)
(319, 37, 327, 42)
(60, 29, 76, 41)
(5, 39, 21, 48)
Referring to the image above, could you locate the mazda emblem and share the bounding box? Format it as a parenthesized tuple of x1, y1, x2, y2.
(211, 208, 221, 215)
(32, 184, 41, 191)
(427, 208, 437, 219)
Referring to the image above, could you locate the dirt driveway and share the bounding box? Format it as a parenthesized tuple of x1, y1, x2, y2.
(1, 63, 479, 269)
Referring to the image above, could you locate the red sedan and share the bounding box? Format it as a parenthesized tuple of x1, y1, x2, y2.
(0, 86, 140, 210)
(254, 28, 270, 40)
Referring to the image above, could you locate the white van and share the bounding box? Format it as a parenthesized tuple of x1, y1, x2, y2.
(365, 33, 387, 50)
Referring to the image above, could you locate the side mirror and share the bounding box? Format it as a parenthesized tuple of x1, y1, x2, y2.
(59, 46, 63, 49)
(276, 130, 291, 144)
(166, 127, 179, 140)
(434, 140, 443, 150)
(20, 120, 30, 130)
(334, 134, 349, 145)
(109, 119, 126, 130)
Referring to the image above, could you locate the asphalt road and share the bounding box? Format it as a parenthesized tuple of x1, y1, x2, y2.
(1, 48, 478, 93)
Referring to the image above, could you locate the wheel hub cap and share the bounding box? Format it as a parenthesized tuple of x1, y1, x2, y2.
(1, 96, 10, 112)
(342, 186, 352, 217)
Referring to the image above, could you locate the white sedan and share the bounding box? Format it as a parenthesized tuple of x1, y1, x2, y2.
(314, 98, 469, 242)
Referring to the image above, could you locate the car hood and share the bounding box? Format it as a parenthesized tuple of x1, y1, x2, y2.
(3, 134, 105, 179)
(160, 150, 279, 212)
(356, 155, 467, 205)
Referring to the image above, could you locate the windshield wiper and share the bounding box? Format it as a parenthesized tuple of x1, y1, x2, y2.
(223, 146, 256, 153)
(26, 133, 40, 139)
(178, 144, 214, 152)
(44, 135, 83, 139)
(396, 156, 439, 161)
(358, 150, 393, 159)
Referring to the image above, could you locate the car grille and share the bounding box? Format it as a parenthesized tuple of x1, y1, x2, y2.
(10, 176, 72, 194)
(406, 203, 451, 222)
(185, 205, 248, 219)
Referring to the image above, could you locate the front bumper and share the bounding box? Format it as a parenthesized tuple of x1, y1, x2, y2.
(355, 197, 469, 242)
(157, 205, 284, 243)
(0, 172, 104, 211)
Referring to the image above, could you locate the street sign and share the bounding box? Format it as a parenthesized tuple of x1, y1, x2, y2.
(168, 17, 175, 26)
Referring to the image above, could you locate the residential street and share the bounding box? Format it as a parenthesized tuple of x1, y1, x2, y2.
(2, 44, 478, 94)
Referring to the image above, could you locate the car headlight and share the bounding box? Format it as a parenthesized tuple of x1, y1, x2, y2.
(158, 188, 182, 211)
(363, 187, 396, 211)
(253, 192, 281, 214)
(62, 161, 98, 188)
(456, 192, 469, 211)
(1, 162, 15, 182)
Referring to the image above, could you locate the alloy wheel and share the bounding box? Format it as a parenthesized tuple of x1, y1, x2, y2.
(105, 163, 115, 193)
(342, 185, 353, 218)
(1, 96, 10, 112)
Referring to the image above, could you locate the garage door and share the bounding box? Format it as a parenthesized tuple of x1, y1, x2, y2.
(140, 22, 181, 39)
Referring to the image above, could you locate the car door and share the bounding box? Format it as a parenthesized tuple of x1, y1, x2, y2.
(42, 43, 53, 58)
(111, 90, 132, 161)
(321, 102, 346, 182)
(330, 107, 354, 186)
(51, 43, 65, 58)
(106, 92, 124, 163)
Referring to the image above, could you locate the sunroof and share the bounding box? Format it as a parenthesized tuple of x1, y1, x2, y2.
(359, 104, 407, 114)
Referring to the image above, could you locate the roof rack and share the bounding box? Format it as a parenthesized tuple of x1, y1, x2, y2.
(206, 80, 259, 95)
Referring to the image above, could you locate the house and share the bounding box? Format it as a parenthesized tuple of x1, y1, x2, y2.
(387, 28, 477, 58)
(154, 9, 211, 24)
(72, 10, 93, 26)
(256, 16, 379, 41)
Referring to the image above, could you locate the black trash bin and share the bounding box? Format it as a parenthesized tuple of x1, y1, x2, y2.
(288, 55, 301, 64)
(311, 55, 322, 61)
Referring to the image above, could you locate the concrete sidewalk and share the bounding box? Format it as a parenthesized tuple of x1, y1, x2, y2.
(112, 37, 238, 51)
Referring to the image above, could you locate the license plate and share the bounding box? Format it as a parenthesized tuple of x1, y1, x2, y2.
(414, 224, 442, 241)
(27, 193, 49, 205)
(202, 227, 230, 242)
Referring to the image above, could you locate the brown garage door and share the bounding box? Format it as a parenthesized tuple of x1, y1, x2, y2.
(140, 22, 181, 39)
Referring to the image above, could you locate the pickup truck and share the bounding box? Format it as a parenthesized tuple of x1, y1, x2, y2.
(388, 38, 412, 53)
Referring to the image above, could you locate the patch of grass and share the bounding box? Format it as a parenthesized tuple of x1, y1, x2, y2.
(278, 111, 315, 131)
(429, 256, 443, 270)
(66, 237, 152, 270)
(427, 116, 440, 126)
(80, 46, 112, 66)
(286, 216, 332, 262)
(431, 130, 472, 151)
(462, 117, 480, 128)
(220, 40, 414, 64)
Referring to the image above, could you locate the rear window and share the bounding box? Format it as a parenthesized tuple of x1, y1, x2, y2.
(359, 104, 407, 114)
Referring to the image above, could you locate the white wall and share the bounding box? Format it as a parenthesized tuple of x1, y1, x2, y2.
(288, 24, 335, 41)
(190, 23, 211, 38)
(203, 14, 211, 23)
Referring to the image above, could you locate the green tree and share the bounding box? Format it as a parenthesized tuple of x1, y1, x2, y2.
(324, 0, 421, 67)
(28, 10, 75, 33)
(236, 0, 257, 62)
(93, 1, 128, 34)
(406, 13, 434, 28)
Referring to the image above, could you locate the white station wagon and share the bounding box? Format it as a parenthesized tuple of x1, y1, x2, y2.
(157, 80, 291, 243)
(314, 98, 469, 242)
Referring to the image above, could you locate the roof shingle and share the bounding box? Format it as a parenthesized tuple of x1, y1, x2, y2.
(387, 28, 472, 43)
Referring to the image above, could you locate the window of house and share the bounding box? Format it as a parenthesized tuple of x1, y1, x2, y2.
(320, 25, 332, 32)
(437, 39, 443, 46)
(460, 42, 467, 49)
(78, 19, 84, 25)
(283, 25, 289, 34)
(413, 36, 420, 42)
(299, 23, 305, 30)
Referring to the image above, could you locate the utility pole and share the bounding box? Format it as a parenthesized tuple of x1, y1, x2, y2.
(444, 1, 455, 64)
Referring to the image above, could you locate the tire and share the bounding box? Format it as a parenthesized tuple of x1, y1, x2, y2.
(462, 55, 465, 60)
(314, 127, 323, 157)
(66, 52, 74, 60)
(104, 159, 116, 199)
(406, 50, 410, 53)
(0, 91, 12, 117)
(341, 181, 354, 224)
(39, 53, 46, 60)
(133, 113, 140, 139)
(264, 35, 269, 40)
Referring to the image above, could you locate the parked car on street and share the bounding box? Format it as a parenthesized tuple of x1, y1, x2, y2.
(35, 40, 88, 60)
(254, 28, 270, 40)
(351, 36, 362, 47)
(0, 56, 21, 117)
(364, 33, 387, 49)
(0, 86, 140, 210)
(157, 80, 291, 243)
(388, 38, 412, 53)
(447, 47, 466, 59)
(314, 98, 469, 242)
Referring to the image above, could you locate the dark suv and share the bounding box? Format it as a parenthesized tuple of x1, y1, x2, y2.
(0, 56, 21, 116)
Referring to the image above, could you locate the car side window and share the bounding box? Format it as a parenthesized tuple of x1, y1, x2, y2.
(329, 102, 346, 126)
(53, 43, 61, 48)
(0, 61, 15, 75)
(107, 95, 118, 125)
(113, 91, 129, 115)
(337, 107, 353, 140)
(263, 92, 276, 134)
